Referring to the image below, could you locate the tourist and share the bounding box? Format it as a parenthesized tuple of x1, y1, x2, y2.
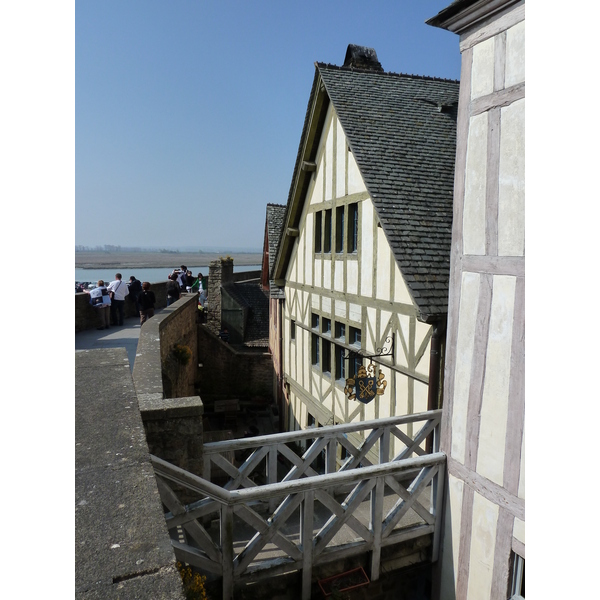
(185, 269, 194, 292)
(107, 273, 129, 326)
(192, 272, 207, 306)
(139, 282, 156, 325)
(85, 279, 111, 330)
(166, 273, 181, 306)
(128, 275, 142, 314)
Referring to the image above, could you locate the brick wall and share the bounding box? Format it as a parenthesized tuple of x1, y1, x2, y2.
(197, 324, 274, 399)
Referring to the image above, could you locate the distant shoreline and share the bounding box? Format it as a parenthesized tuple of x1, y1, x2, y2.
(75, 251, 263, 269)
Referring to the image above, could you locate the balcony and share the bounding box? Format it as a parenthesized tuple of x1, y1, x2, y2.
(151, 409, 445, 600)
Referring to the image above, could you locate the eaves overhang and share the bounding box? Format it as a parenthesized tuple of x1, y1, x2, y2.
(426, 0, 522, 33)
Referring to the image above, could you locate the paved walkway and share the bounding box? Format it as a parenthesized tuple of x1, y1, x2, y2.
(75, 316, 142, 370)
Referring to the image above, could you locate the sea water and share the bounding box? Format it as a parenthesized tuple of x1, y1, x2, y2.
(75, 264, 260, 288)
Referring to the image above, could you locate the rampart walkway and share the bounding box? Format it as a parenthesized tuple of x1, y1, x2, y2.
(75, 347, 184, 599)
(75, 316, 142, 370)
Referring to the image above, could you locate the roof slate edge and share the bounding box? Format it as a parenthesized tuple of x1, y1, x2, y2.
(316, 62, 460, 84)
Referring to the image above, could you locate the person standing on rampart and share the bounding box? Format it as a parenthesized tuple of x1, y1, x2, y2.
(166, 273, 181, 306)
(85, 280, 111, 330)
(128, 275, 142, 314)
(139, 282, 156, 325)
(107, 273, 129, 326)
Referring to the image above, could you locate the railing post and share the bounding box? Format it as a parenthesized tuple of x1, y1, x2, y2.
(380, 427, 390, 464)
(370, 476, 384, 581)
(221, 504, 234, 600)
(301, 490, 314, 600)
(431, 463, 445, 562)
(268, 446, 278, 512)
(326, 438, 337, 496)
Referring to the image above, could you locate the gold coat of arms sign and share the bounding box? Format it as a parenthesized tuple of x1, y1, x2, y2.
(344, 363, 387, 404)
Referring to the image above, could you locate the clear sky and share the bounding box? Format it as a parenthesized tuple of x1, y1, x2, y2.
(75, 0, 461, 251)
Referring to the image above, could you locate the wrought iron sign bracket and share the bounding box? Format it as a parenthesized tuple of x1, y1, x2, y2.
(341, 336, 394, 360)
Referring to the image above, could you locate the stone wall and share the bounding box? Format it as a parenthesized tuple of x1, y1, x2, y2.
(132, 293, 204, 477)
(206, 258, 233, 335)
(197, 324, 274, 399)
(75, 280, 168, 332)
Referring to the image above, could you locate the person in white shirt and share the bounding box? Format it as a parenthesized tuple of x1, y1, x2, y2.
(85, 280, 111, 330)
(107, 273, 129, 326)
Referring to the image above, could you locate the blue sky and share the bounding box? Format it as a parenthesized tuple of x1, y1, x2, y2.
(75, 0, 461, 251)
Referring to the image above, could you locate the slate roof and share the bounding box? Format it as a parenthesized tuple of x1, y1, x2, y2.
(223, 280, 270, 348)
(266, 204, 286, 278)
(318, 63, 459, 319)
(274, 55, 459, 321)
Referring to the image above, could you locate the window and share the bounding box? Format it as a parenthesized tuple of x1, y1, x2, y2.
(335, 322, 346, 341)
(322, 340, 331, 373)
(311, 313, 320, 366)
(509, 553, 525, 599)
(335, 206, 344, 253)
(314, 211, 322, 253)
(307, 413, 316, 427)
(348, 203, 358, 253)
(349, 327, 362, 377)
(324, 209, 332, 253)
(335, 345, 346, 380)
(322, 318, 331, 336)
(290, 320, 296, 341)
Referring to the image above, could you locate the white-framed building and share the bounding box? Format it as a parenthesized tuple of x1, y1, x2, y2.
(271, 46, 460, 457)
(427, 1, 525, 598)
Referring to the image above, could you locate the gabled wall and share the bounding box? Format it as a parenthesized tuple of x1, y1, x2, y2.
(282, 104, 437, 457)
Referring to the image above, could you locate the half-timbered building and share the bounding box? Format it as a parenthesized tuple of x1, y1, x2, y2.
(427, 2, 525, 598)
(271, 46, 459, 454)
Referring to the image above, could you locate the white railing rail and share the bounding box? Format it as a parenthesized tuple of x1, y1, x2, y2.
(150, 410, 445, 600)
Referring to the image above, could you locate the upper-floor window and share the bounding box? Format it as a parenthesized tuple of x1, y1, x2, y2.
(324, 209, 332, 253)
(314, 212, 322, 253)
(348, 202, 358, 253)
(290, 320, 296, 341)
(335, 206, 344, 253)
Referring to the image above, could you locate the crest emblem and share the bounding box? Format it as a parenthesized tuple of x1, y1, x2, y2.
(345, 363, 387, 404)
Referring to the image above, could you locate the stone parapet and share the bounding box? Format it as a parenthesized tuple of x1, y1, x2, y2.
(133, 293, 204, 477)
(75, 280, 169, 332)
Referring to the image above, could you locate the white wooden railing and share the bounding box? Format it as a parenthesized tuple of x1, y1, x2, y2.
(150, 409, 445, 600)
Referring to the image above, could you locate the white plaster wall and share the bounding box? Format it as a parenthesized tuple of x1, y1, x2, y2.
(414, 321, 432, 377)
(466, 494, 498, 600)
(394, 264, 414, 305)
(376, 226, 391, 302)
(413, 380, 429, 414)
(303, 216, 311, 287)
(323, 259, 331, 289)
(366, 306, 378, 353)
(312, 154, 324, 206)
(518, 426, 525, 500)
(463, 112, 488, 255)
(325, 110, 333, 201)
(396, 315, 411, 369)
(513, 517, 525, 546)
(347, 259, 358, 296)
(498, 98, 525, 257)
(321, 296, 331, 316)
(336, 118, 346, 198)
(451, 271, 481, 463)
(477, 275, 515, 486)
(471, 36, 495, 99)
(348, 302, 361, 324)
(505, 21, 525, 88)
(360, 199, 374, 298)
(334, 260, 344, 292)
(440, 474, 464, 600)
(314, 259, 322, 288)
(347, 149, 366, 195)
(335, 299, 346, 319)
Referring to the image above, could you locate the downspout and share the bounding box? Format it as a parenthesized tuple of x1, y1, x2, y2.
(426, 318, 446, 452)
(278, 297, 284, 432)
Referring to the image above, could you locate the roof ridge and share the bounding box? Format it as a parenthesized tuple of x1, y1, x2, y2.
(316, 62, 459, 84)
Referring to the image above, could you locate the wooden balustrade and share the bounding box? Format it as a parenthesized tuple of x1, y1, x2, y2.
(150, 410, 445, 600)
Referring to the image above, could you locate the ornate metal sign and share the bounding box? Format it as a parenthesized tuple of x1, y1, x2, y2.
(344, 363, 387, 404)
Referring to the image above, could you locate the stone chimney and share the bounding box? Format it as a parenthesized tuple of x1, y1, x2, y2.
(342, 44, 384, 72)
(207, 257, 234, 335)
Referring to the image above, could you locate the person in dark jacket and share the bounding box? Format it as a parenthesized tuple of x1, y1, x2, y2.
(166, 273, 181, 306)
(139, 281, 156, 325)
(128, 275, 143, 314)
